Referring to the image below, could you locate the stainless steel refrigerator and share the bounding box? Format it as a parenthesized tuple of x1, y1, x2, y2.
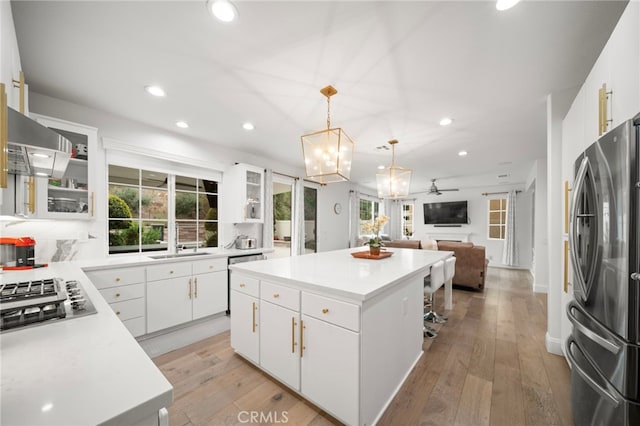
(566, 113, 640, 425)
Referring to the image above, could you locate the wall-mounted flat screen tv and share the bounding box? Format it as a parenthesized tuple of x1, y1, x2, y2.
(423, 201, 468, 225)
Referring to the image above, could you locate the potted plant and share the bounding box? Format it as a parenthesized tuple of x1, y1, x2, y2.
(362, 215, 389, 255)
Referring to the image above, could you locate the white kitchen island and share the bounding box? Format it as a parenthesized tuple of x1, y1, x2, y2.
(229, 247, 452, 425)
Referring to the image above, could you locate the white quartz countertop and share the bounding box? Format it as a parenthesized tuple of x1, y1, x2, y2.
(0, 263, 173, 426)
(230, 247, 452, 301)
(76, 247, 272, 271)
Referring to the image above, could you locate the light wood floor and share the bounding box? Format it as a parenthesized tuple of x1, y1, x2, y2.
(153, 268, 572, 426)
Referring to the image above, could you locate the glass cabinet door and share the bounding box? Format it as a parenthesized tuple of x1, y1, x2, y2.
(246, 169, 262, 221)
(34, 115, 97, 219)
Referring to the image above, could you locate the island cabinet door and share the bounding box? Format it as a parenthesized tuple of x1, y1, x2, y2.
(259, 301, 301, 391)
(230, 290, 260, 364)
(300, 315, 359, 426)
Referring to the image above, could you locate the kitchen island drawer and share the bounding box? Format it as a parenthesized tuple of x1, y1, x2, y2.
(147, 262, 191, 281)
(110, 298, 145, 322)
(86, 267, 145, 289)
(302, 293, 360, 332)
(99, 283, 144, 304)
(122, 316, 146, 337)
(192, 257, 227, 274)
(230, 272, 259, 297)
(261, 280, 299, 311)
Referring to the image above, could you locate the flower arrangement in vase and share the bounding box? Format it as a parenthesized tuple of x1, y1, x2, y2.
(362, 215, 389, 255)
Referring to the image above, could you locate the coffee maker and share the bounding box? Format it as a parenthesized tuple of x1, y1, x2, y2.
(0, 237, 37, 270)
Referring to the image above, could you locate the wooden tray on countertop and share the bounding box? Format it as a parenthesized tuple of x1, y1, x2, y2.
(351, 250, 394, 260)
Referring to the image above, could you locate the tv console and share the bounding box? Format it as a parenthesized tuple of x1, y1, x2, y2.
(434, 224, 462, 228)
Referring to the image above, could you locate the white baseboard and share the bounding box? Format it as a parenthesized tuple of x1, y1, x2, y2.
(545, 332, 563, 356)
(533, 282, 548, 293)
(138, 313, 230, 358)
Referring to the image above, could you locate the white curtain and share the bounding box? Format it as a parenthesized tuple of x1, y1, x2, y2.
(292, 179, 305, 255)
(262, 169, 274, 249)
(385, 199, 402, 240)
(348, 190, 360, 247)
(502, 190, 518, 266)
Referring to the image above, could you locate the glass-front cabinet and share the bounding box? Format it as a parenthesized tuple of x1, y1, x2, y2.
(33, 114, 97, 219)
(221, 163, 264, 223)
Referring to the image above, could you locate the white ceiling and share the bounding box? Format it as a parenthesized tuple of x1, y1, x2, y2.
(11, 0, 627, 194)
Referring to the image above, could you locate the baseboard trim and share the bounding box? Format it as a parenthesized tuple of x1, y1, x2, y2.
(545, 332, 563, 356)
(138, 313, 230, 358)
(533, 283, 548, 293)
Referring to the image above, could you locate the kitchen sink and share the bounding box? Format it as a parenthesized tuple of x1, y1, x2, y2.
(149, 252, 210, 259)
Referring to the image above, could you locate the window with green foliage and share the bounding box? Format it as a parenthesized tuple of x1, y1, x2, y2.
(359, 198, 381, 236)
(402, 202, 414, 237)
(108, 165, 218, 254)
(175, 175, 218, 250)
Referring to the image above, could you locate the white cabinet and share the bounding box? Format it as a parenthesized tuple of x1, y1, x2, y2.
(147, 258, 228, 333)
(230, 272, 260, 364)
(85, 266, 146, 337)
(31, 114, 98, 219)
(146, 261, 192, 333)
(230, 273, 360, 424)
(259, 281, 301, 390)
(192, 258, 228, 320)
(0, 1, 24, 112)
(221, 163, 264, 223)
(580, 1, 640, 141)
(300, 315, 359, 426)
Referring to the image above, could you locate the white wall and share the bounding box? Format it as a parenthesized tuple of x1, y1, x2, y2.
(526, 159, 549, 292)
(412, 183, 531, 269)
(315, 181, 351, 252)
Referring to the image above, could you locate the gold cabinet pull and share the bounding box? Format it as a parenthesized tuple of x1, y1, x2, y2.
(12, 71, 25, 114)
(598, 83, 612, 136)
(322, 308, 329, 314)
(239, 283, 246, 288)
(252, 302, 257, 333)
(0, 83, 7, 189)
(273, 293, 280, 298)
(28, 176, 35, 214)
(115, 277, 121, 282)
(90, 192, 94, 216)
(115, 293, 121, 298)
(116, 311, 121, 316)
(188, 278, 192, 299)
(170, 270, 174, 274)
(291, 317, 297, 353)
(194, 277, 198, 298)
(300, 320, 305, 358)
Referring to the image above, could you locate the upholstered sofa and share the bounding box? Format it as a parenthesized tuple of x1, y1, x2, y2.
(436, 241, 488, 290)
(384, 239, 488, 290)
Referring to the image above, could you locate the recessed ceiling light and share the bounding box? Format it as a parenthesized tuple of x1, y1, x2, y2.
(145, 85, 166, 97)
(377, 165, 385, 170)
(176, 121, 189, 129)
(439, 117, 453, 126)
(207, 0, 238, 23)
(242, 122, 255, 130)
(458, 150, 468, 156)
(496, 0, 520, 11)
(31, 153, 50, 158)
(35, 172, 48, 177)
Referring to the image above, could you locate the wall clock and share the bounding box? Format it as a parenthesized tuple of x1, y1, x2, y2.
(333, 203, 342, 215)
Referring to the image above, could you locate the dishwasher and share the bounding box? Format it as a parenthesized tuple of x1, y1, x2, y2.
(227, 253, 266, 314)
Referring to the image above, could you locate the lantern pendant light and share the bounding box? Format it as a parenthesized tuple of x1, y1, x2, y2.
(301, 85, 355, 184)
(376, 139, 412, 199)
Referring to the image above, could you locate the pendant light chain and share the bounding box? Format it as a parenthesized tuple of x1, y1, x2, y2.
(326, 94, 331, 130)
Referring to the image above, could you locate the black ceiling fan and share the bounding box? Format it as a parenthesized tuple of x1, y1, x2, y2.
(425, 179, 459, 195)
